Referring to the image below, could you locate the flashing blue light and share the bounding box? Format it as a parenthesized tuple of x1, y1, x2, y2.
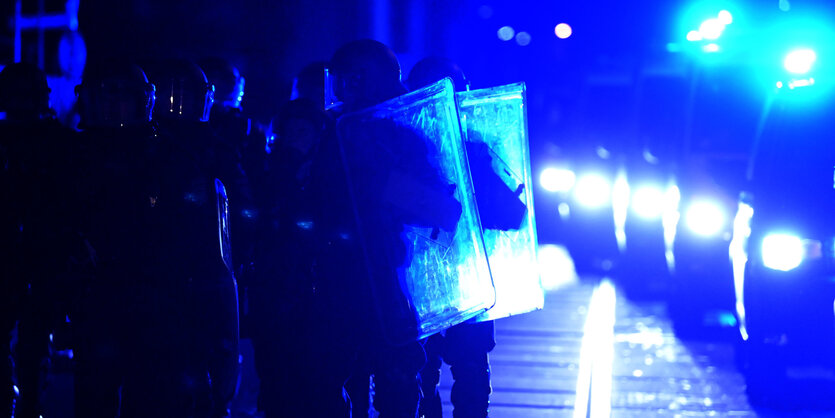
(574, 174, 611, 208)
(784, 48, 817, 74)
(699, 18, 725, 40)
(540, 167, 575, 193)
(685, 201, 725, 236)
(498, 26, 515, 41)
(718, 10, 733, 25)
(762, 233, 804, 271)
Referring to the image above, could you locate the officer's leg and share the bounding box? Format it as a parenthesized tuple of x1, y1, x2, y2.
(72, 287, 123, 418)
(371, 341, 425, 418)
(14, 299, 51, 418)
(443, 321, 496, 418)
(418, 333, 444, 418)
(1, 309, 15, 417)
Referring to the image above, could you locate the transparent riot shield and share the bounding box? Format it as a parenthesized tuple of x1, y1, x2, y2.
(336, 78, 495, 344)
(215, 178, 233, 272)
(456, 82, 544, 321)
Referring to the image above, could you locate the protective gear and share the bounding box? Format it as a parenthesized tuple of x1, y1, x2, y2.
(407, 57, 470, 93)
(0, 62, 52, 122)
(333, 77, 494, 345)
(200, 57, 245, 110)
(327, 39, 407, 113)
(76, 61, 155, 129)
(144, 59, 214, 122)
(456, 82, 542, 321)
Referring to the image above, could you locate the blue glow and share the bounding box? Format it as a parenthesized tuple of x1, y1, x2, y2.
(573, 280, 616, 418)
(296, 220, 314, 230)
(784, 48, 817, 74)
(762, 233, 804, 271)
(540, 167, 575, 192)
(515, 31, 532, 46)
(612, 172, 630, 252)
(241, 209, 256, 219)
(574, 173, 611, 208)
(702, 43, 720, 53)
(729, 202, 753, 340)
(685, 200, 725, 236)
(538, 244, 577, 290)
(497, 26, 515, 41)
(630, 186, 665, 219)
(555, 23, 572, 39)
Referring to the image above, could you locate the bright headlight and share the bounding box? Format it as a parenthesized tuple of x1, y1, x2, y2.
(685, 201, 725, 236)
(762, 234, 804, 271)
(574, 174, 611, 208)
(631, 186, 665, 219)
(540, 167, 576, 193)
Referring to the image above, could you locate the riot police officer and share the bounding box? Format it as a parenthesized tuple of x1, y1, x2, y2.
(321, 39, 465, 417)
(142, 58, 243, 417)
(247, 97, 339, 417)
(72, 59, 237, 417)
(408, 56, 527, 418)
(146, 58, 256, 288)
(0, 62, 78, 418)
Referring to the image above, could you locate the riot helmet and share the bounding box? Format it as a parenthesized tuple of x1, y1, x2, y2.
(0, 62, 52, 122)
(327, 39, 406, 113)
(144, 59, 214, 122)
(291, 61, 326, 110)
(199, 57, 244, 110)
(76, 60, 155, 129)
(407, 56, 471, 93)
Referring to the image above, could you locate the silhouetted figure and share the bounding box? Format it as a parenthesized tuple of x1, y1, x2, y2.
(324, 40, 463, 418)
(247, 98, 340, 417)
(142, 58, 243, 417)
(408, 56, 527, 418)
(0, 62, 78, 418)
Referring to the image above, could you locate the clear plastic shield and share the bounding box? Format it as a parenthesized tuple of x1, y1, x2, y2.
(215, 178, 233, 272)
(335, 78, 495, 344)
(456, 82, 544, 321)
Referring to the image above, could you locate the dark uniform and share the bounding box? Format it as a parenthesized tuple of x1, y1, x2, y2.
(143, 59, 243, 417)
(0, 62, 78, 418)
(71, 61, 237, 418)
(245, 98, 354, 417)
